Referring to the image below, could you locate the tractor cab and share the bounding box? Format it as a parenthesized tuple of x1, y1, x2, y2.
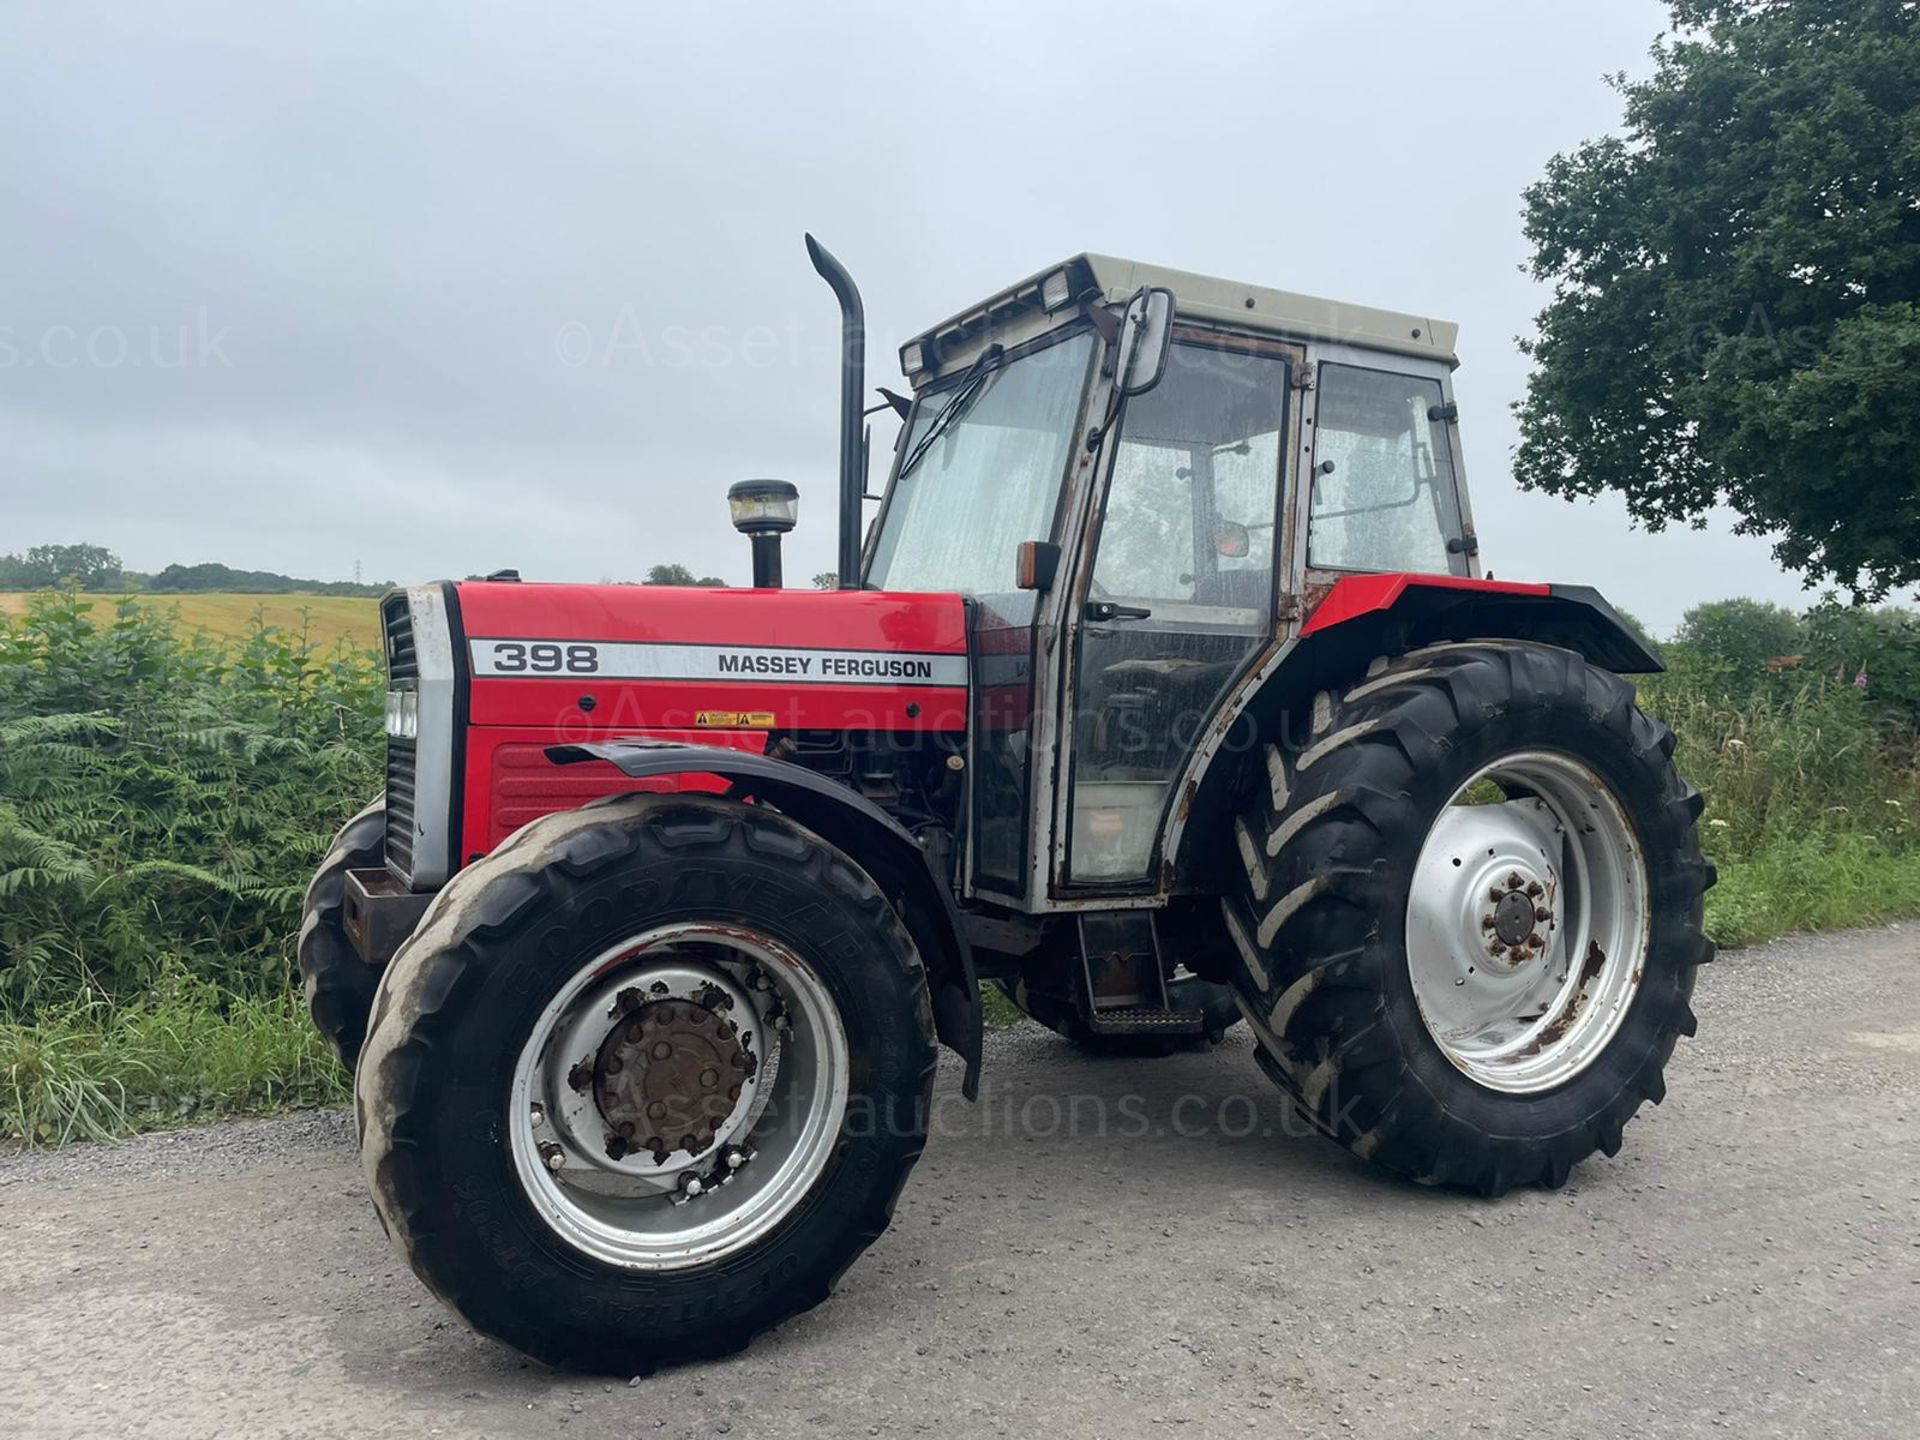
(861, 254, 1475, 902)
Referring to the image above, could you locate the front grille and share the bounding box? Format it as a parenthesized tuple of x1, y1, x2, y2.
(385, 736, 418, 881)
(382, 594, 419, 884)
(383, 594, 418, 680)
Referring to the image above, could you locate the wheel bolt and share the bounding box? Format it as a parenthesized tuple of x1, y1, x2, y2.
(1536, 906, 1552, 922)
(651, 1041, 673, 1060)
(529, 1104, 546, 1129)
(1507, 872, 1524, 889)
(682, 1176, 704, 1197)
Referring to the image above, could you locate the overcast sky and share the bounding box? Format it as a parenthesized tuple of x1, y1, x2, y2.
(0, 1, 1835, 632)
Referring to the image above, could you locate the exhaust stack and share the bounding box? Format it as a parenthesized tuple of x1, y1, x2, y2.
(805, 234, 865, 590)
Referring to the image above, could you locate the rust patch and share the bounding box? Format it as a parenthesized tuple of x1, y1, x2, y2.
(1521, 941, 1608, 1056)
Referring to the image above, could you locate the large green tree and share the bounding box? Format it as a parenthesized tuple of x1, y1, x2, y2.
(1516, 0, 1920, 599)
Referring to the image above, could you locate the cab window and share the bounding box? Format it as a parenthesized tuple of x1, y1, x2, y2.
(1309, 363, 1466, 574)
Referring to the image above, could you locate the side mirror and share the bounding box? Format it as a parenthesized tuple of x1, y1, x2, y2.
(1116, 287, 1175, 397)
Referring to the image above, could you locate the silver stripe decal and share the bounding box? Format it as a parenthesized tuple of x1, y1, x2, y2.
(468, 638, 968, 687)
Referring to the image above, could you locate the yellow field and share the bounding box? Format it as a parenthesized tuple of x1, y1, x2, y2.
(0, 592, 381, 652)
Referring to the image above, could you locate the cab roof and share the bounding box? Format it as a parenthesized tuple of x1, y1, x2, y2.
(904, 254, 1459, 372)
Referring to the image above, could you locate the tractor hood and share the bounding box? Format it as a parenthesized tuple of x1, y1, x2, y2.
(451, 580, 971, 734)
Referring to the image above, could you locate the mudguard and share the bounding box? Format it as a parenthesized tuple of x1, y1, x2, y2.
(1300, 574, 1662, 674)
(548, 739, 982, 1099)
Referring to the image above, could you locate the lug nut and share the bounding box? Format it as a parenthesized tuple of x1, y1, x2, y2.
(539, 1142, 566, 1172)
(530, 1104, 546, 1129)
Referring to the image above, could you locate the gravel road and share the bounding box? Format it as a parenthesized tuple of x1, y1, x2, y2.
(4, 925, 1917, 1439)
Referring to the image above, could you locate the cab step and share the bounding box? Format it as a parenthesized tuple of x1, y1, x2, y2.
(1084, 1005, 1209, 1037)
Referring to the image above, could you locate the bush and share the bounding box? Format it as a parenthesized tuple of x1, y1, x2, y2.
(0, 592, 383, 1018)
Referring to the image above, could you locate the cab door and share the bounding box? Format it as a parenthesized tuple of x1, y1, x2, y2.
(1058, 336, 1296, 888)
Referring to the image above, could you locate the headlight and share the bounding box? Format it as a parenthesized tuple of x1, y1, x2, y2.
(384, 688, 418, 740)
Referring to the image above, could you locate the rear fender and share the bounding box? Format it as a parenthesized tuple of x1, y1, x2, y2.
(549, 740, 982, 1099)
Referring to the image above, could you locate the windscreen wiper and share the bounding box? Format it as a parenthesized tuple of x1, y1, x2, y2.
(898, 344, 1005, 479)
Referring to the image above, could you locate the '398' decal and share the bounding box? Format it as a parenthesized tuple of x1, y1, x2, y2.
(484, 641, 601, 674)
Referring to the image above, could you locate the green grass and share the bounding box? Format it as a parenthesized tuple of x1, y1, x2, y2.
(0, 973, 346, 1146)
(1704, 832, 1920, 949)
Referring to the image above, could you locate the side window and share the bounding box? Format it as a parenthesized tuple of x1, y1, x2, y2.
(1090, 344, 1290, 614)
(1309, 363, 1466, 574)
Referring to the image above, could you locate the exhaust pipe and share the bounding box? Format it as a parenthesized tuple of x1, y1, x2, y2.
(805, 234, 865, 590)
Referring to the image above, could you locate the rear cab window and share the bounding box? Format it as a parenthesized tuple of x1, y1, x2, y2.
(1308, 362, 1467, 575)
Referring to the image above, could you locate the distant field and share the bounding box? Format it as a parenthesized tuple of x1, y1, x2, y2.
(0, 592, 380, 652)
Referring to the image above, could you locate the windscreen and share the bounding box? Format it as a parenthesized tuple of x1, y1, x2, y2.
(867, 331, 1094, 595)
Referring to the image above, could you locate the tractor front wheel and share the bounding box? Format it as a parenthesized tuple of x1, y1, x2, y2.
(297, 795, 386, 1070)
(1222, 641, 1713, 1195)
(355, 793, 937, 1371)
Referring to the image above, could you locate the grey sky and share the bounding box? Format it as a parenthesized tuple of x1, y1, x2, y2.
(0, 0, 1831, 631)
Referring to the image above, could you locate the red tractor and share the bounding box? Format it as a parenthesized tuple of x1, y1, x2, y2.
(302, 239, 1712, 1371)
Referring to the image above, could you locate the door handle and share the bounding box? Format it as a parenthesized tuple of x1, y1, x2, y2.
(1086, 601, 1153, 622)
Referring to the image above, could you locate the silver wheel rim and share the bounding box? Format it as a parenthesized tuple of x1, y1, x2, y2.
(509, 923, 849, 1270)
(1405, 750, 1650, 1094)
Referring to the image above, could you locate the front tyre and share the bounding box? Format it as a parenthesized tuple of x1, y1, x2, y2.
(297, 795, 385, 1070)
(356, 794, 937, 1371)
(1223, 642, 1713, 1196)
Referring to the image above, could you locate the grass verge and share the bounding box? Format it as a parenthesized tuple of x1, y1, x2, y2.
(1704, 831, 1920, 949)
(0, 976, 346, 1147)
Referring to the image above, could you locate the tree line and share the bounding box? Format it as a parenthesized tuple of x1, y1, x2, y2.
(0, 545, 394, 597)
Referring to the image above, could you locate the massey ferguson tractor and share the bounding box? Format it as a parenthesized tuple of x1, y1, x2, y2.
(301, 238, 1712, 1371)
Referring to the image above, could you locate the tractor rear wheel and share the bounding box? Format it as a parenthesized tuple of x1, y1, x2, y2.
(1222, 641, 1713, 1196)
(355, 793, 937, 1371)
(297, 795, 385, 1070)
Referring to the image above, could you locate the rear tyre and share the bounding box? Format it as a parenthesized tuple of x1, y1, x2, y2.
(356, 794, 937, 1372)
(1222, 642, 1713, 1196)
(297, 795, 385, 1070)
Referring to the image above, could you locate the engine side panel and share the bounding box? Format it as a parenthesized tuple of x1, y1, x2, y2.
(445, 581, 970, 868)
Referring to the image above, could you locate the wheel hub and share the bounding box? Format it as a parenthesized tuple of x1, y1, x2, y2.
(510, 924, 852, 1271)
(1491, 887, 1537, 947)
(1405, 752, 1651, 1094)
(595, 995, 753, 1163)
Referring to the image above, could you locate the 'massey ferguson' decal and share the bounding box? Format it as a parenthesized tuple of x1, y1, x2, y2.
(469, 639, 967, 688)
